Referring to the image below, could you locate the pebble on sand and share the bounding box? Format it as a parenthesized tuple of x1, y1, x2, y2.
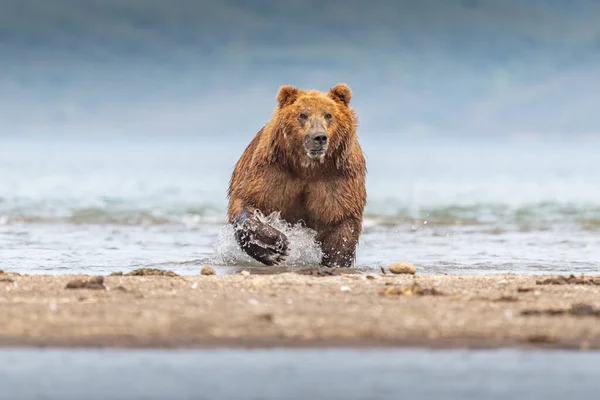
(65, 276, 106, 290)
(201, 266, 216, 276)
(388, 262, 416, 275)
(126, 268, 179, 277)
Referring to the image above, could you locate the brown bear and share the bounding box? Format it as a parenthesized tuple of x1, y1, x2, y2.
(227, 83, 366, 268)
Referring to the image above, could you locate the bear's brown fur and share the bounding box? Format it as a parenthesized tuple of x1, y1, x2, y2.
(227, 83, 366, 268)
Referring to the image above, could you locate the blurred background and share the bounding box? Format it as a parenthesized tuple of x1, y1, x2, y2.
(1, 0, 599, 275)
(3, 0, 600, 139)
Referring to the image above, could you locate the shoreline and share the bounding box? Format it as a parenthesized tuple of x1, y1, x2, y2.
(2, 270, 600, 350)
(1, 336, 599, 351)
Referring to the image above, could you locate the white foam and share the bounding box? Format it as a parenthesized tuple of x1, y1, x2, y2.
(213, 212, 323, 267)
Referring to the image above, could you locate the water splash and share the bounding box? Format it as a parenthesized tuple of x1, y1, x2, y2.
(213, 212, 323, 267)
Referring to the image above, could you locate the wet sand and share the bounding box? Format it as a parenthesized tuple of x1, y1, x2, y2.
(1, 269, 600, 349)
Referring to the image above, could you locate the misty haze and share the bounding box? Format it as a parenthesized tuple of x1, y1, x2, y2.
(2, 0, 600, 139)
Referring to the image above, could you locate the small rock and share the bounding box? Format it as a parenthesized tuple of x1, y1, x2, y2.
(240, 270, 250, 277)
(494, 296, 519, 302)
(65, 276, 106, 290)
(388, 262, 416, 275)
(248, 297, 258, 305)
(526, 334, 557, 344)
(517, 287, 534, 293)
(340, 285, 352, 292)
(201, 266, 216, 276)
(257, 313, 274, 322)
(110, 271, 124, 276)
(125, 268, 179, 277)
(191, 282, 198, 289)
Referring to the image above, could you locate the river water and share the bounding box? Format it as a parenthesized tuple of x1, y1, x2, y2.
(1, 348, 599, 400)
(1, 137, 598, 275)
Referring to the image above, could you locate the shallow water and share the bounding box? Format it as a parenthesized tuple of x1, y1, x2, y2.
(1, 137, 599, 275)
(1, 348, 599, 399)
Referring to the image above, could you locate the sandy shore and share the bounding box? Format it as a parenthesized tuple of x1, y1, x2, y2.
(1, 269, 600, 349)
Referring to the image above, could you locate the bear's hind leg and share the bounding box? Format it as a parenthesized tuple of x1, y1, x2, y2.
(232, 209, 290, 266)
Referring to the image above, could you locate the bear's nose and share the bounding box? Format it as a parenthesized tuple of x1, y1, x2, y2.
(311, 133, 328, 146)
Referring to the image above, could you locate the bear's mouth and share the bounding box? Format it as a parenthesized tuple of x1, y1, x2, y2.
(307, 149, 326, 159)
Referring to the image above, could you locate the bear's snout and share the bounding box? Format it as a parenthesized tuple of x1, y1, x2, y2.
(304, 130, 329, 159)
(310, 132, 328, 147)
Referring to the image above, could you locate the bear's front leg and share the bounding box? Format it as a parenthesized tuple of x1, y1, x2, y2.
(317, 218, 362, 268)
(232, 209, 290, 266)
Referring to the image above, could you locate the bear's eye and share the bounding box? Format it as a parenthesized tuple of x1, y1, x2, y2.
(324, 112, 333, 120)
(299, 113, 308, 121)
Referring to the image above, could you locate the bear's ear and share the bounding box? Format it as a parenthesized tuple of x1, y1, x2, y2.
(328, 83, 352, 106)
(277, 85, 300, 107)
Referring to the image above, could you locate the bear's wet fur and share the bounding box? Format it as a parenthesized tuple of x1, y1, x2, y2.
(227, 83, 366, 267)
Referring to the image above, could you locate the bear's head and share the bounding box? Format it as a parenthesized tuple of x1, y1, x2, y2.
(269, 83, 357, 166)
